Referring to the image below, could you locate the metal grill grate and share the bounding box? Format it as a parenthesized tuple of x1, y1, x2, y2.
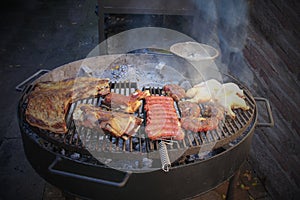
(21, 82, 256, 158)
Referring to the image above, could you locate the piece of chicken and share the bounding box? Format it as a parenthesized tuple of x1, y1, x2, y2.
(194, 79, 222, 96)
(185, 79, 249, 118)
(186, 79, 222, 103)
(215, 93, 249, 118)
(186, 86, 212, 103)
(73, 104, 143, 139)
(221, 82, 245, 98)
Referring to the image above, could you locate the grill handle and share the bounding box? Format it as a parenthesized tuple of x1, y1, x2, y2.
(16, 69, 50, 91)
(159, 142, 171, 172)
(48, 156, 132, 187)
(254, 97, 274, 127)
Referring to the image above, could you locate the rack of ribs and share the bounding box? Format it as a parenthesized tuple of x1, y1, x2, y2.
(144, 96, 184, 140)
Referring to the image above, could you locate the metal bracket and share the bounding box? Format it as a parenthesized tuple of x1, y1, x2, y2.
(15, 69, 50, 92)
(48, 156, 132, 187)
(254, 97, 274, 127)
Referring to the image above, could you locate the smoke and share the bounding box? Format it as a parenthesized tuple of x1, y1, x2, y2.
(193, 0, 254, 84)
(77, 1, 256, 173)
(89, 0, 254, 84)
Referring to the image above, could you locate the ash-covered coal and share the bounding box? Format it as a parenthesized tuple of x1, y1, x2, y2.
(90, 53, 201, 89)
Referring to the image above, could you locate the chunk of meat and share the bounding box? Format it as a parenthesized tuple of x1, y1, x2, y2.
(181, 117, 219, 132)
(215, 83, 249, 118)
(163, 84, 186, 101)
(202, 103, 225, 121)
(193, 79, 222, 96)
(221, 82, 245, 98)
(178, 101, 201, 118)
(144, 96, 184, 140)
(186, 86, 212, 103)
(186, 79, 222, 103)
(215, 93, 249, 118)
(73, 104, 143, 138)
(186, 79, 249, 118)
(103, 90, 150, 113)
(25, 77, 110, 134)
(180, 102, 224, 132)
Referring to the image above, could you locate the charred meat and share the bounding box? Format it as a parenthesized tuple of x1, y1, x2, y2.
(181, 117, 219, 132)
(163, 84, 186, 101)
(103, 90, 150, 113)
(25, 77, 110, 134)
(181, 103, 224, 132)
(73, 104, 143, 138)
(178, 101, 201, 118)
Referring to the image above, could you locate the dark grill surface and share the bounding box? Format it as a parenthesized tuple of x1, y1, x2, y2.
(20, 81, 256, 161)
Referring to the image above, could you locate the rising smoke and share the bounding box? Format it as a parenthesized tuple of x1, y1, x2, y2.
(193, 0, 254, 84)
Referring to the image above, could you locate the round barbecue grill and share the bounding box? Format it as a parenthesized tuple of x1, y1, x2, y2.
(16, 25, 273, 200)
(17, 51, 274, 199)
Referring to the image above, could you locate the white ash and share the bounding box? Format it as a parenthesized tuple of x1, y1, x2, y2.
(70, 153, 80, 160)
(92, 62, 190, 89)
(142, 158, 153, 168)
(60, 149, 66, 156)
(104, 158, 112, 164)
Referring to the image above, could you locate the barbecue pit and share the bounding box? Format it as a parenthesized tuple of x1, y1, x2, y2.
(17, 52, 273, 199)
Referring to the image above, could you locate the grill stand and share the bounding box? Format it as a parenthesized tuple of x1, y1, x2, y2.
(46, 168, 243, 200)
(226, 169, 240, 200)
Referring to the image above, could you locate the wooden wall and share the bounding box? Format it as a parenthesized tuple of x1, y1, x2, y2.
(244, 0, 300, 199)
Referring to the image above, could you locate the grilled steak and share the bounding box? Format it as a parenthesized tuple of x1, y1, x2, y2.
(73, 104, 143, 138)
(25, 77, 110, 134)
(163, 84, 186, 101)
(103, 90, 150, 113)
(144, 96, 184, 140)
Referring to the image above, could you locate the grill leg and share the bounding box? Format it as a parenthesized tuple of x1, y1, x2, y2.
(226, 170, 240, 200)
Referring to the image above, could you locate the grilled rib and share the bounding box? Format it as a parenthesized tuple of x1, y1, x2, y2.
(144, 96, 184, 140)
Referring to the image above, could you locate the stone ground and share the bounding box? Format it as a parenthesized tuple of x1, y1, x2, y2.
(0, 0, 295, 199)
